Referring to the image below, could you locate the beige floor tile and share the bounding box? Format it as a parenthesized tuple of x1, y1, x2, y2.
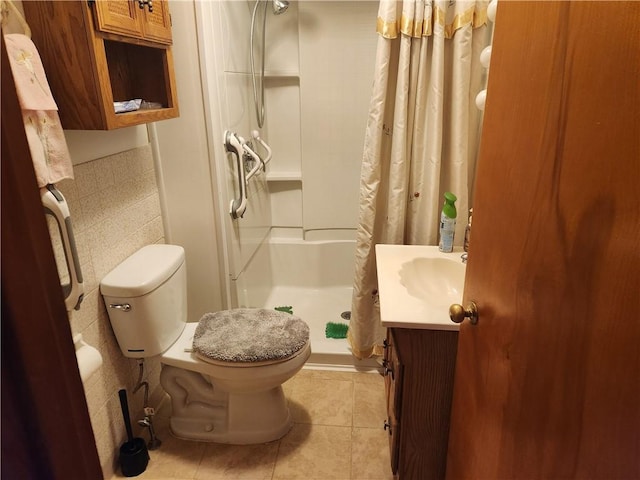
(283, 369, 354, 400)
(352, 371, 384, 385)
(113, 477, 193, 480)
(273, 424, 352, 480)
(288, 376, 353, 426)
(194, 441, 279, 480)
(283, 376, 296, 398)
(297, 368, 355, 382)
(120, 414, 205, 480)
(353, 379, 386, 428)
(351, 427, 394, 480)
(116, 370, 394, 480)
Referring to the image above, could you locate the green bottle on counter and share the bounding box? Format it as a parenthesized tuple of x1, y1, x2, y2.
(438, 192, 457, 252)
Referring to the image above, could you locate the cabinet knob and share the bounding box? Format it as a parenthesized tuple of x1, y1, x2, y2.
(381, 359, 394, 379)
(449, 301, 479, 325)
(383, 421, 392, 434)
(138, 0, 153, 13)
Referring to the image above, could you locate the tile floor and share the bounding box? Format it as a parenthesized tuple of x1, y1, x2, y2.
(111, 369, 393, 480)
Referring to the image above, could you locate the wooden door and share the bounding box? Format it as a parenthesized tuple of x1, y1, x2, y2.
(446, 3, 640, 479)
(1, 36, 103, 480)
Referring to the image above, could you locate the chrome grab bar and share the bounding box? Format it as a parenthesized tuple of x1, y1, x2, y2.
(224, 130, 274, 220)
(251, 130, 272, 170)
(41, 185, 84, 312)
(224, 130, 247, 219)
(243, 142, 263, 183)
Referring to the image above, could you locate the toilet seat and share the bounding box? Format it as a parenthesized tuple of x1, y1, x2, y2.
(197, 342, 309, 368)
(161, 322, 311, 376)
(192, 308, 310, 364)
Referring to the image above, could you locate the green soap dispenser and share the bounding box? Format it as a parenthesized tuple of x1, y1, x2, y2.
(438, 192, 457, 252)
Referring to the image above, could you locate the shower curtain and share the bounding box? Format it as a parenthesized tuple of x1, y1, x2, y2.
(349, 0, 490, 359)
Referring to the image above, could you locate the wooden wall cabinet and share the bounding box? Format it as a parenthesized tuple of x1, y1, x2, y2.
(383, 328, 458, 480)
(22, 0, 179, 130)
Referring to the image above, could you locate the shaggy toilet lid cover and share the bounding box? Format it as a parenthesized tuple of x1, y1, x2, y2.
(193, 308, 310, 363)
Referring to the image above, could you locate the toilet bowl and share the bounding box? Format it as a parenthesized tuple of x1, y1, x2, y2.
(161, 322, 310, 443)
(100, 244, 310, 444)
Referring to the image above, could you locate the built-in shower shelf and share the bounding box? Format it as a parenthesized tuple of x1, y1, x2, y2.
(225, 70, 300, 79)
(264, 71, 300, 78)
(266, 172, 302, 182)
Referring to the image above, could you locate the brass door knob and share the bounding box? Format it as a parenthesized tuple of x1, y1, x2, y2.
(449, 301, 478, 325)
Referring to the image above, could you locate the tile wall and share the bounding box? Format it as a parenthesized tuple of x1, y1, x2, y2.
(50, 144, 166, 478)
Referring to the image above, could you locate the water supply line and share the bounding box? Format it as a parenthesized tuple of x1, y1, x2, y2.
(132, 359, 149, 407)
(132, 359, 162, 450)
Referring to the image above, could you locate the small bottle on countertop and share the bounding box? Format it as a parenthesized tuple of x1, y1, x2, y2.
(463, 208, 473, 252)
(438, 192, 457, 253)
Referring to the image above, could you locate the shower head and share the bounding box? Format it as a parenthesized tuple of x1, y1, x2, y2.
(272, 0, 289, 15)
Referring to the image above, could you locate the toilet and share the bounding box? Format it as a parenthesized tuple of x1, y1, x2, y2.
(100, 244, 310, 444)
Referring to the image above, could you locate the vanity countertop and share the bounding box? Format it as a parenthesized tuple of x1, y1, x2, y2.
(376, 244, 466, 331)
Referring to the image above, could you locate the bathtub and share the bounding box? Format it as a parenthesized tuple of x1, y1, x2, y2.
(233, 237, 380, 371)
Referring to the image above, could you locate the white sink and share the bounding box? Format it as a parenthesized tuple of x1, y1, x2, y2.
(399, 257, 465, 307)
(376, 244, 466, 330)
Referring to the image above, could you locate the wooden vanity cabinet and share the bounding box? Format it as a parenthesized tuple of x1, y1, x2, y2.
(383, 327, 458, 480)
(22, 0, 179, 130)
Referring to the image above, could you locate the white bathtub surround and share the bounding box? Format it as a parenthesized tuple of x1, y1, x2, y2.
(236, 235, 379, 372)
(298, 1, 378, 233)
(154, 2, 379, 370)
(349, 0, 492, 359)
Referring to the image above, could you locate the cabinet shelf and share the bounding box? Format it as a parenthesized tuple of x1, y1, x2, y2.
(225, 70, 300, 78)
(23, 0, 179, 130)
(266, 172, 302, 182)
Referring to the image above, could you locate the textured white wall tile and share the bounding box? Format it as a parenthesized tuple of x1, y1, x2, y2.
(51, 144, 165, 479)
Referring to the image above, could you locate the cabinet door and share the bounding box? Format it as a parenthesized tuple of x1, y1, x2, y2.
(385, 330, 404, 476)
(140, 0, 172, 45)
(93, 0, 171, 45)
(93, 0, 143, 39)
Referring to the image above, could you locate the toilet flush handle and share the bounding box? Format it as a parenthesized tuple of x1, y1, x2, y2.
(109, 303, 131, 312)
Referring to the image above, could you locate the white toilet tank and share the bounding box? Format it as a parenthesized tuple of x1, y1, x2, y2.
(100, 244, 187, 358)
